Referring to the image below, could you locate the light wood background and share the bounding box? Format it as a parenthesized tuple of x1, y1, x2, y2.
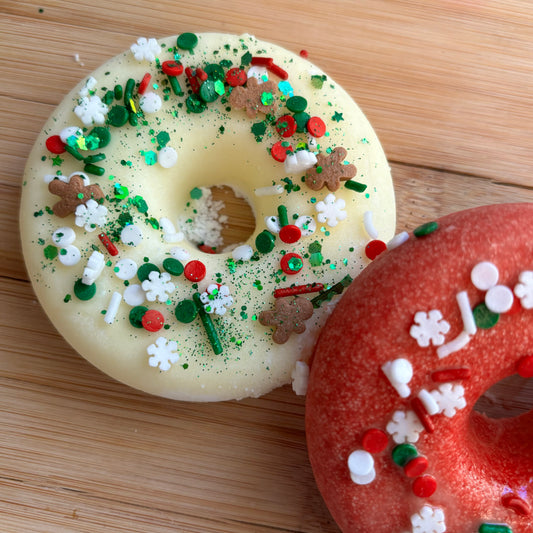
(2, 1, 533, 532)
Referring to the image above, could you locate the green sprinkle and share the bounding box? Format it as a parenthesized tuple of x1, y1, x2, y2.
(63, 294, 72, 303)
(309, 241, 322, 254)
(43, 245, 58, 260)
(131, 195, 148, 213)
(51, 155, 63, 166)
(190, 187, 203, 199)
(129, 306, 148, 328)
(414, 221, 439, 237)
(311, 74, 327, 89)
(277, 205, 289, 227)
(478, 525, 512, 533)
(143, 150, 157, 166)
(114, 184, 129, 199)
(83, 153, 106, 164)
(240, 51, 252, 66)
(107, 105, 129, 127)
(177, 32, 198, 51)
(309, 252, 323, 267)
(293, 111, 310, 133)
(163, 257, 184, 276)
(114, 84, 123, 100)
(391, 443, 418, 467)
(73, 278, 96, 301)
(251, 121, 267, 141)
(186, 94, 206, 113)
(332, 111, 344, 122)
(104, 90, 114, 105)
(204, 63, 225, 81)
(473, 303, 499, 329)
(156, 131, 170, 147)
(124, 78, 136, 109)
(174, 299, 198, 323)
(89, 127, 111, 148)
(137, 262, 160, 282)
(64, 144, 84, 161)
(255, 230, 276, 254)
(84, 163, 105, 176)
(286, 95, 307, 113)
(168, 74, 183, 96)
(199, 79, 218, 103)
(345, 180, 368, 193)
(193, 293, 223, 355)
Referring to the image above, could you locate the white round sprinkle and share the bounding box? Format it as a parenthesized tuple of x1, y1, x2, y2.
(158, 146, 178, 168)
(58, 245, 81, 266)
(114, 258, 138, 280)
(123, 284, 146, 306)
(347, 450, 374, 477)
(265, 215, 281, 234)
(52, 226, 76, 246)
(485, 285, 514, 314)
(389, 358, 413, 384)
(120, 225, 143, 246)
(295, 215, 316, 236)
(139, 91, 162, 113)
(60, 126, 83, 143)
(170, 247, 190, 261)
(232, 244, 254, 262)
(471, 261, 499, 291)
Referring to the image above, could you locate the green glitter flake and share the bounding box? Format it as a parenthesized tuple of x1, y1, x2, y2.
(190, 187, 203, 199)
(143, 150, 157, 166)
(156, 131, 170, 147)
(251, 121, 267, 142)
(43, 245, 58, 260)
(311, 74, 327, 89)
(332, 111, 344, 122)
(52, 155, 63, 166)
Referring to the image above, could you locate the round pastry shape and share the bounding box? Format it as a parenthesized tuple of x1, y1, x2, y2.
(306, 203, 533, 532)
(20, 32, 395, 401)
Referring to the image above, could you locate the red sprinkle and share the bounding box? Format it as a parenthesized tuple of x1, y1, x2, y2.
(251, 56, 273, 67)
(280, 252, 303, 275)
(411, 397, 435, 433)
(185, 67, 200, 93)
(299, 50, 309, 58)
(196, 67, 208, 82)
(198, 244, 217, 254)
(142, 310, 165, 332)
(46, 135, 66, 154)
(184, 260, 206, 282)
(307, 116, 327, 137)
(268, 62, 289, 80)
(361, 428, 389, 454)
(517, 355, 533, 378)
(365, 240, 387, 260)
(98, 232, 119, 256)
(412, 475, 437, 498)
(279, 224, 301, 244)
(138, 73, 152, 94)
(162, 61, 184, 77)
(274, 283, 324, 298)
(431, 367, 471, 382)
(270, 141, 292, 162)
(404, 456, 429, 478)
(502, 493, 531, 516)
(276, 115, 297, 138)
(225, 67, 247, 87)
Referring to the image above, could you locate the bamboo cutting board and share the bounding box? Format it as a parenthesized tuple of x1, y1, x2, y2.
(1, 1, 533, 531)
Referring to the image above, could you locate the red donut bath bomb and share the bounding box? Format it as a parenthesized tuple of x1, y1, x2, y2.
(306, 203, 533, 533)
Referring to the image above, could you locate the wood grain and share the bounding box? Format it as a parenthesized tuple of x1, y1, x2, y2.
(1, 1, 533, 531)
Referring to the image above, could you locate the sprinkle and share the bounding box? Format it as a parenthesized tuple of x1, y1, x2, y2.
(58, 244, 81, 266)
(331, 111, 343, 122)
(365, 240, 387, 260)
(411, 396, 436, 433)
(176, 32, 198, 51)
(174, 299, 198, 324)
(129, 306, 148, 328)
(404, 456, 429, 478)
(417, 389, 440, 416)
(162, 257, 184, 276)
(104, 292, 122, 325)
(158, 146, 178, 168)
(137, 262, 160, 282)
(391, 443, 418, 467)
(98, 232, 119, 256)
(231, 244, 254, 262)
(456, 290, 477, 335)
(82, 250, 105, 285)
(52, 227, 76, 247)
(381, 358, 413, 398)
(361, 428, 389, 454)
(268, 62, 288, 80)
(306, 116, 326, 137)
(413, 221, 438, 237)
(436, 330, 471, 359)
(251, 56, 273, 67)
(123, 284, 145, 307)
(142, 309, 165, 332)
(274, 283, 324, 298)
(485, 285, 514, 314)
(473, 302, 499, 329)
(291, 361, 309, 396)
(279, 224, 302, 244)
(184, 260, 206, 282)
(347, 450, 376, 485)
(73, 278, 96, 301)
(120, 224, 143, 247)
(311, 274, 352, 308)
(254, 184, 284, 196)
(478, 524, 512, 533)
(501, 493, 531, 516)
(412, 475, 437, 498)
(280, 252, 303, 275)
(44, 245, 58, 260)
(344, 179, 368, 193)
(363, 211, 379, 239)
(138, 73, 152, 94)
(256, 230, 276, 254)
(114, 258, 138, 280)
(517, 355, 533, 378)
(46, 135, 66, 154)
(431, 367, 471, 382)
(193, 293, 223, 355)
(471, 261, 499, 290)
(147, 336, 180, 371)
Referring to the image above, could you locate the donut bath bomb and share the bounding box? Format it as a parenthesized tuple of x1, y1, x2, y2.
(306, 204, 533, 532)
(20, 32, 395, 401)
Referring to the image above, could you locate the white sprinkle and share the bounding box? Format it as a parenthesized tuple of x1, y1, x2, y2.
(436, 331, 471, 359)
(158, 146, 178, 168)
(254, 184, 284, 197)
(104, 292, 122, 324)
(52, 227, 76, 246)
(471, 261, 499, 291)
(44, 174, 68, 184)
(381, 358, 413, 398)
(284, 150, 317, 174)
(265, 215, 281, 234)
(68, 171, 90, 186)
(114, 258, 138, 280)
(121, 225, 143, 246)
(418, 389, 440, 416)
(387, 231, 409, 250)
(485, 285, 514, 314)
(456, 291, 477, 336)
(139, 91, 162, 113)
(123, 284, 146, 306)
(59, 126, 83, 143)
(58, 245, 81, 266)
(363, 211, 379, 239)
(295, 215, 316, 236)
(82, 251, 105, 285)
(247, 65, 268, 80)
(347, 450, 375, 485)
(170, 247, 190, 261)
(159, 217, 184, 243)
(232, 244, 254, 262)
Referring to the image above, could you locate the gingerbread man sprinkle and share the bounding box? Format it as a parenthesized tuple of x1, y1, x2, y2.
(48, 174, 104, 217)
(305, 147, 357, 191)
(229, 77, 278, 118)
(259, 296, 314, 344)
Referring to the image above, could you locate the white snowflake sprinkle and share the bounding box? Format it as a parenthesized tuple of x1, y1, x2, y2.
(130, 37, 161, 62)
(411, 505, 446, 533)
(430, 382, 466, 418)
(315, 193, 347, 227)
(386, 410, 424, 444)
(79, 76, 98, 98)
(410, 310, 450, 347)
(74, 95, 108, 126)
(74, 199, 108, 232)
(514, 271, 533, 309)
(147, 337, 179, 371)
(141, 271, 175, 303)
(199, 284, 233, 316)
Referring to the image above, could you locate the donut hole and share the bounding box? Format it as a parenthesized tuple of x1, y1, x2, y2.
(474, 373, 533, 419)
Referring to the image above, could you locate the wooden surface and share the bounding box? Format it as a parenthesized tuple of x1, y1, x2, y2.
(1, 1, 533, 531)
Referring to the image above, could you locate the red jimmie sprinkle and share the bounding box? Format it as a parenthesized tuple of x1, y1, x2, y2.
(198, 244, 217, 254)
(98, 232, 119, 256)
(412, 475, 437, 498)
(185, 67, 200, 93)
(138, 73, 152, 94)
(268, 62, 289, 80)
(365, 240, 387, 260)
(46, 135, 66, 154)
(142, 310, 165, 332)
(270, 141, 292, 162)
(225, 67, 247, 87)
(279, 224, 301, 244)
(251, 56, 273, 67)
(361, 428, 388, 454)
(404, 456, 429, 478)
(517, 355, 533, 378)
(411, 397, 435, 433)
(274, 283, 324, 299)
(195, 67, 208, 82)
(184, 260, 206, 282)
(431, 367, 471, 382)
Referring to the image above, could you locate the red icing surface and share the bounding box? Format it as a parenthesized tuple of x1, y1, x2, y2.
(306, 204, 533, 533)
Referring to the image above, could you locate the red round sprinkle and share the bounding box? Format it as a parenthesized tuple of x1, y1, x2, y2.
(138, 73, 152, 94)
(362, 428, 388, 454)
(225, 67, 247, 87)
(184, 260, 206, 282)
(404, 456, 429, 478)
(412, 475, 437, 498)
(299, 49, 309, 58)
(280, 253, 303, 275)
(517, 355, 533, 378)
(46, 135, 66, 154)
(271, 141, 292, 162)
(142, 309, 165, 332)
(307, 116, 326, 137)
(365, 240, 387, 260)
(276, 115, 297, 138)
(162, 60, 184, 77)
(279, 224, 301, 244)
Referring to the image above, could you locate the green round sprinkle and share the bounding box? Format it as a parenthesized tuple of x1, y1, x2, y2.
(255, 230, 276, 254)
(473, 303, 499, 329)
(129, 306, 148, 328)
(204, 63, 225, 81)
(309, 252, 323, 266)
(345, 180, 368, 193)
(175, 299, 198, 323)
(199, 79, 218, 103)
(286, 95, 308, 113)
(107, 105, 129, 127)
(177, 32, 198, 51)
(391, 443, 418, 467)
(43, 245, 58, 260)
(114, 84, 123, 100)
(73, 278, 96, 301)
(163, 257, 184, 276)
(137, 262, 160, 282)
(413, 221, 439, 237)
(293, 111, 311, 133)
(89, 127, 111, 148)
(84, 163, 105, 176)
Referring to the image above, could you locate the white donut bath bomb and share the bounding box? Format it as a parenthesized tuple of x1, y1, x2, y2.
(20, 32, 395, 401)
(306, 204, 533, 532)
